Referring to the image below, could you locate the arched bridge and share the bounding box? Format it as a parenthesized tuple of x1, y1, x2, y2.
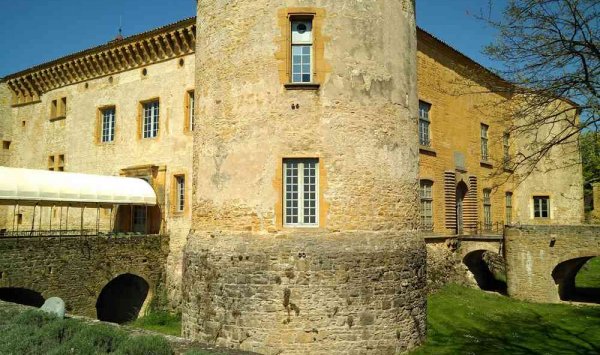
(0, 234, 166, 323)
(505, 225, 600, 303)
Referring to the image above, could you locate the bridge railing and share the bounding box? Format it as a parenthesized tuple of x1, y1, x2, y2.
(462, 221, 505, 236)
(0, 229, 157, 238)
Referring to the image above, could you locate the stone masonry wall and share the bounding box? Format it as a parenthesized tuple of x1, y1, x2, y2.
(0, 234, 167, 318)
(505, 225, 600, 303)
(1, 55, 194, 310)
(183, 232, 426, 355)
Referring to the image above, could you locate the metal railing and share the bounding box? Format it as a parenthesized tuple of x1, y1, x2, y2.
(461, 221, 505, 236)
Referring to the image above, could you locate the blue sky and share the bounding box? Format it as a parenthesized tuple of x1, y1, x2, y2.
(0, 0, 506, 77)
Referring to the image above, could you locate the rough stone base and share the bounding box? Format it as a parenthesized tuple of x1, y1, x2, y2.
(182, 231, 427, 355)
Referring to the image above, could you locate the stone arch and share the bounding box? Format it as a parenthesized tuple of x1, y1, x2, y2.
(463, 249, 507, 293)
(95, 273, 150, 324)
(0, 287, 45, 307)
(552, 254, 600, 303)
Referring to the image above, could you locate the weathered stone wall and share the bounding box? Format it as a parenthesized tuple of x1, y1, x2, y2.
(0, 54, 194, 310)
(0, 83, 12, 229)
(185, 1, 425, 353)
(0, 234, 167, 317)
(417, 30, 515, 236)
(505, 225, 600, 303)
(183, 232, 426, 354)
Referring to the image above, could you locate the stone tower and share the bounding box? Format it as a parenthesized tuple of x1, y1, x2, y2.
(182, 1, 426, 353)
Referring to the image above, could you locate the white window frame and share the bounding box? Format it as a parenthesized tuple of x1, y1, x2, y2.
(483, 189, 492, 231)
(533, 196, 550, 219)
(101, 107, 115, 143)
(419, 101, 431, 146)
(481, 124, 489, 161)
(188, 91, 195, 132)
(420, 180, 433, 231)
(290, 18, 313, 83)
(283, 158, 319, 227)
(142, 101, 159, 139)
(505, 192, 513, 224)
(176, 175, 185, 212)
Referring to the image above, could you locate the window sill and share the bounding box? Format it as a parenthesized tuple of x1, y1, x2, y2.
(480, 160, 493, 168)
(284, 83, 320, 90)
(419, 145, 436, 156)
(49, 115, 66, 122)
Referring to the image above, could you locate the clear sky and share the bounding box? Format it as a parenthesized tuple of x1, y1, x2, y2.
(0, 0, 507, 78)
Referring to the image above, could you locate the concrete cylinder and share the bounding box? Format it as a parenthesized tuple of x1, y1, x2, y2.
(183, 1, 426, 353)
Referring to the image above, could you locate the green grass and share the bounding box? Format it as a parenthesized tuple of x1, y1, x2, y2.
(127, 311, 182, 336)
(576, 257, 600, 288)
(411, 284, 600, 354)
(0, 308, 173, 355)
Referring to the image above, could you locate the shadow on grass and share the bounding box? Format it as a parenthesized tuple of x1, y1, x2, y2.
(412, 286, 600, 354)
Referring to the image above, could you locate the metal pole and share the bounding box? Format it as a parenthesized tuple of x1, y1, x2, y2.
(80, 207, 84, 236)
(39, 205, 43, 234)
(59, 206, 63, 235)
(12, 204, 16, 231)
(30, 204, 37, 236)
(16, 205, 19, 233)
(65, 205, 69, 235)
(109, 206, 114, 234)
(49, 206, 53, 234)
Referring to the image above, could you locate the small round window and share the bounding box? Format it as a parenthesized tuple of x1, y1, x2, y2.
(297, 23, 307, 33)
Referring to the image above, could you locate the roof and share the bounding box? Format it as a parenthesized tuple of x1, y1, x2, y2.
(1, 17, 196, 82)
(0, 167, 157, 207)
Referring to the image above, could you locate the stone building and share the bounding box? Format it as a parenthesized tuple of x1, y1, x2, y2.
(0, 1, 585, 354)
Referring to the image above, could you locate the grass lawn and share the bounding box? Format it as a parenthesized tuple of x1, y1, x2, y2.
(127, 311, 182, 337)
(411, 284, 600, 354)
(576, 257, 600, 288)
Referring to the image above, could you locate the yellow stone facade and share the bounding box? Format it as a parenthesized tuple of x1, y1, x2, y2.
(0, 8, 584, 320)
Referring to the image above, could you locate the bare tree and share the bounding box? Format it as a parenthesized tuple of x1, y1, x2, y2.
(476, 0, 599, 182)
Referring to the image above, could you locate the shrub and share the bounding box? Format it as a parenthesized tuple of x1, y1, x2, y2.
(66, 323, 127, 354)
(116, 335, 173, 355)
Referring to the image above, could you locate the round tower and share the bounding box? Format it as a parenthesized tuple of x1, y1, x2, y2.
(183, 1, 426, 353)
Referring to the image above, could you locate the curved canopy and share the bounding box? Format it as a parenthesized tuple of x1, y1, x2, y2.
(0, 167, 157, 207)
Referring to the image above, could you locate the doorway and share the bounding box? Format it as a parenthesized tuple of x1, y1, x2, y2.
(456, 181, 468, 235)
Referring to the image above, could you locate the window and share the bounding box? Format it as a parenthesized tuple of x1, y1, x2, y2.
(142, 100, 160, 138)
(534, 196, 550, 218)
(186, 90, 195, 132)
(419, 101, 431, 146)
(503, 132, 510, 163)
(481, 124, 489, 161)
(420, 180, 433, 231)
(47, 154, 65, 171)
(505, 192, 513, 224)
(483, 189, 492, 231)
(101, 107, 116, 143)
(283, 158, 319, 226)
(291, 19, 313, 83)
(2, 141, 10, 150)
(132, 206, 147, 233)
(175, 175, 185, 212)
(50, 97, 67, 119)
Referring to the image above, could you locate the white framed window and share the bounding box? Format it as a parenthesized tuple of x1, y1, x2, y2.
(533, 196, 550, 218)
(420, 180, 433, 231)
(101, 107, 115, 142)
(291, 19, 313, 83)
(503, 132, 510, 163)
(419, 101, 431, 146)
(175, 175, 185, 212)
(481, 124, 489, 161)
(188, 91, 195, 132)
(483, 189, 492, 231)
(142, 100, 159, 138)
(283, 158, 319, 226)
(505, 192, 513, 224)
